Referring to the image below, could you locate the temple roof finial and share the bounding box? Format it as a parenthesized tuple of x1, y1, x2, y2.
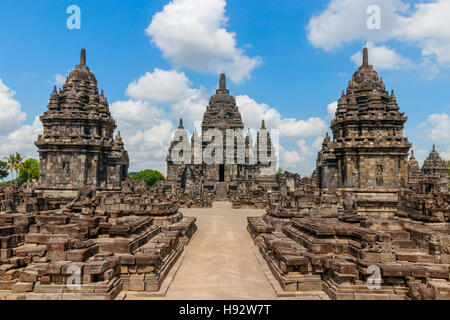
(363, 47, 369, 67)
(433, 144, 436, 152)
(219, 73, 226, 90)
(178, 118, 184, 129)
(80, 48, 86, 66)
(261, 119, 266, 129)
(52, 86, 57, 94)
(411, 150, 415, 159)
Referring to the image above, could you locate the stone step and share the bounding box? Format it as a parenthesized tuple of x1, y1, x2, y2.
(212, 201, 232, 209)
(393, 240, 417, 249)
(387, 231, 411, 240)
(395, 251, 435, 263)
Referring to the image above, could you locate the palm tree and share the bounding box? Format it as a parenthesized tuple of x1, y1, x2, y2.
(4, 153, 25, 182)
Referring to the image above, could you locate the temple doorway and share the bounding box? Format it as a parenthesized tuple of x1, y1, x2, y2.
(219, 164, 225, 182)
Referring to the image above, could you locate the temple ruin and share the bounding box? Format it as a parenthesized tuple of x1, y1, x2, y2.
(247, 48, 450, 300)
(35, 49, 129, 200)
(0, 47, 449, 300)
(165, 74, 278, 199)
(0, 50, 197, 300)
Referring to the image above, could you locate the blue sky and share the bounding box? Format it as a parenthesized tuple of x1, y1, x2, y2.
(0, 0, 449, 175)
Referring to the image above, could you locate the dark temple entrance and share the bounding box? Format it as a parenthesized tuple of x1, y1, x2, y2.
(219, 164, 225, 182)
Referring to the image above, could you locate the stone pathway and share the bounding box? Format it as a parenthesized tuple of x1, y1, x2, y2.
(125, 202, 325, 300)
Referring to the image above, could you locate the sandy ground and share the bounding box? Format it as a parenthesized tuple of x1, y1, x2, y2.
(124, 202, 324, 300)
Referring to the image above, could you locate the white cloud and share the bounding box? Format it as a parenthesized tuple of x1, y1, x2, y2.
(110, 100, 165, 129)
(0, 116, 42, 159)
(109, 99, 174, 172)
(170, 88, 208, 125)
(111, 68, 210, 172)
(326, 101, 338, 120)
(54, 73, 66, 86)
(280, 137, 324, 175)
(124, 69, 208, 126)
(441, 146, 450, 161)
(145, 0, 262, 83)
(307, 0, 450, 74)
(236, 95, 328, 138)
(0, 79, 27, 136)
(126, 69, 192, 103)
(419, 113, 450, 142)
(351, 42, 412, 70)
(306, 0, 406, 51)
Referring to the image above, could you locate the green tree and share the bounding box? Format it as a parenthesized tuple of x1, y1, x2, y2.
(18, 158, 40, 184)
(0, 160, 8, 180)
(4, 153, 25, 182)
(129, 169, 165, 186)
(276, 167, 284, 181)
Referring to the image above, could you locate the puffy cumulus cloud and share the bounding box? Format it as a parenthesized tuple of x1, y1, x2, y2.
(125, 120, 175, 173)
(351, 42, 412, 70)
(326, 101, 338, 120)
(306, 0, 406, 51)
(123, 69, 208, 126)
(0, 79, 42, 161)
(54, 74, 66, 86)
(0, 116, 42, 159)
(307, 0, 450, 74)
(419, 113, 450, 142)
(111, 68, 209, 172)
(110, 100, 165, 130)
(280, 137, 324, 175)
(0, 79, 27, 136)
(146, 0, 262, 83)
(170, 88, 208, 125)
(441, 146, 450, 161)
(235, 95, 331, 175)
(126, 69, 192, 103)
(236, 95, 328, 138)
(110, 99, 175, 173)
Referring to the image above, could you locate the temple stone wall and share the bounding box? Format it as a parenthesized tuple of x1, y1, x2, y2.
(166, 74, 278, 198)
(316, 48, 411, 193)
(35, 49, 129, 192)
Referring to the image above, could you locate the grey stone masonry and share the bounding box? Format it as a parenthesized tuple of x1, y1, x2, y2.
(166, 74, 278, 198)
(315, 48, 411, 191)
(35, 49, 129, 191)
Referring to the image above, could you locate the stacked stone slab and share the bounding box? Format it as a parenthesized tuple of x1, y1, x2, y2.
(165, 74, 278, 199)
(0, 180, 197, 300)
(250, 212, 450, 300)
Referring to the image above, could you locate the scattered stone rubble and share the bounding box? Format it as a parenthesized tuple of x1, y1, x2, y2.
(0, 180, 196, 300)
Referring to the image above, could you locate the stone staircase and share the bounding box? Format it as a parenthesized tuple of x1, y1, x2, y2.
(387, 231, 435, 263)
(215, 183, 228, 201)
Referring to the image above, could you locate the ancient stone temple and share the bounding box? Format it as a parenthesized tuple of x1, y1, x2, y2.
(166, 74, 278, 199)
(35, 49, 129, 196)
(315, 48, 411, 191)
(407, 150, 423, 192)
(421, 145, 448, 193)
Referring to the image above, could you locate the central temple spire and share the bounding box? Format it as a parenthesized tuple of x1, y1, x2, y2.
(80, 48, 86, 66)
(362, 47, 369, 67)
(219, 73, 226, 90)
(216, 73, 229, 95)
